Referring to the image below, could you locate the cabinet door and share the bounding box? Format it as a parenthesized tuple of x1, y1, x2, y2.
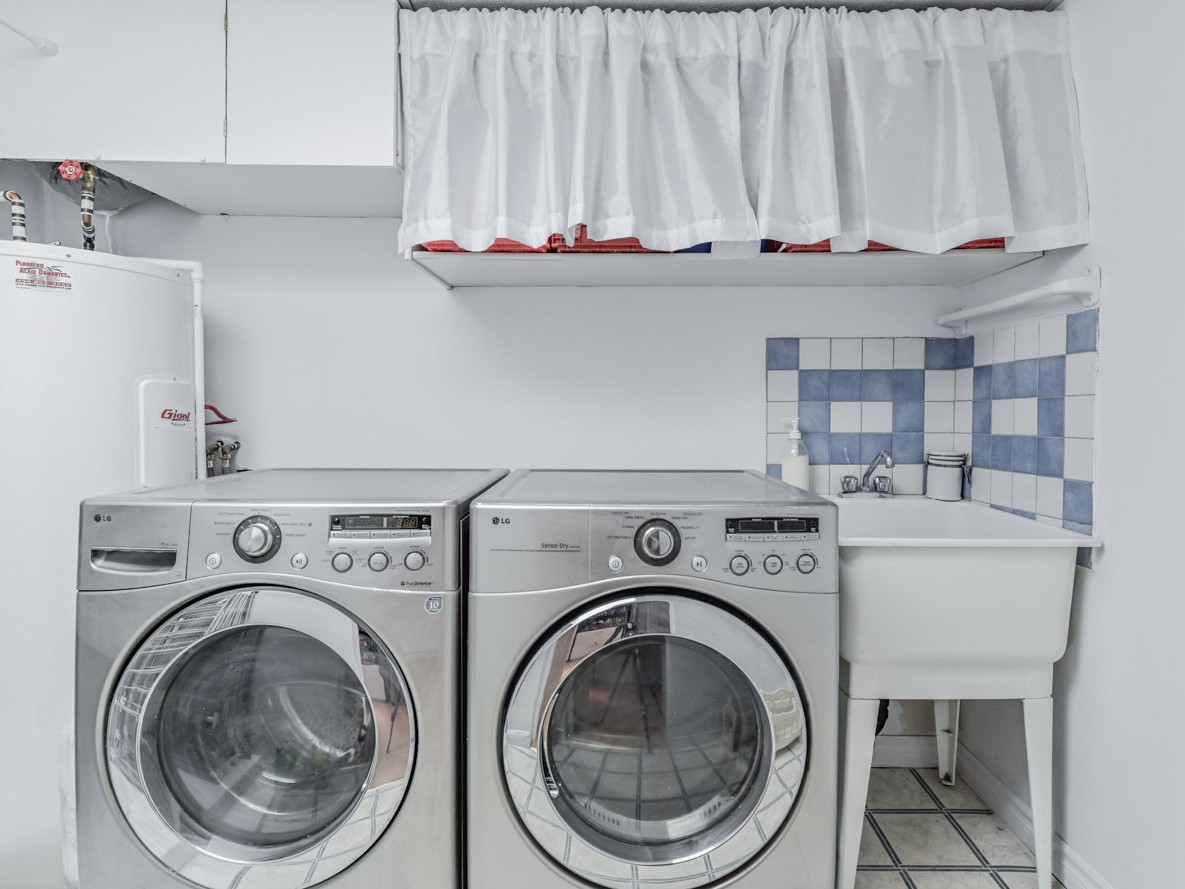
(0, 0, 226, 163)
(226, 0, 396, 166)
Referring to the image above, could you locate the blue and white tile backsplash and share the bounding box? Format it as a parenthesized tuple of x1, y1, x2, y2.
(765, 307, 1099, 538)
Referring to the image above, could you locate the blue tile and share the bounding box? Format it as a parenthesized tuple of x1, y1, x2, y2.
(766, 463, 782, 480)
(860, 433, 894, 464)
(1013, 359, 1039, 398)
(1063, 480, 1093, 524)
(1013, 509, 1037, 520)
(955, 337, 975, 369)
(1066, 308, 1099, 354)
(893, 401, 924, 432)
(766, 338, 800, 370)
(892, 369, 925, 401)
(973, 400, 992, 434)
(1064, 519, 1093, 535)
(1038, 356, 1066, 397)
(972, 434, 992, 468)
(803, 433, 830, 463)
(862, 370, 894, 402)
(925, 337, 956, 369)
(799, 370, 831, 401)
(799, 401, 831, 433)
(1037, 398, 1065, 437)
(892, 433, 924, 464)
(973, 365, 993, 400)
(991, 435, 1013, 472)
(830, 433, 862, 466)
(991, 361, 1015, 399)
(1036, 437, 1064, 478)
(831, 370, 862, 401)
(1012, 435, 1038, 474)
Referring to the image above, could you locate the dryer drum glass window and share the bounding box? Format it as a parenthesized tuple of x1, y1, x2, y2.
(504, 594, 809, 887)
(106, 588, 417, 888)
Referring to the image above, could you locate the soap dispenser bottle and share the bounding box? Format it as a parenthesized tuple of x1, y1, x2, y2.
(780, 417, 811, 491)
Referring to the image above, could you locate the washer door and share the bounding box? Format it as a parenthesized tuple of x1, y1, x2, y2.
(503, 593, 807, 889)
(106, 588, 415, 889)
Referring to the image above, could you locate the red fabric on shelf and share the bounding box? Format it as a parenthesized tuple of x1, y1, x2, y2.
(766, 238, 1007, 253)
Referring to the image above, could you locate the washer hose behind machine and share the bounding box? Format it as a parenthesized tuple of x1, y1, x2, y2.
(2, 191, 27, 241)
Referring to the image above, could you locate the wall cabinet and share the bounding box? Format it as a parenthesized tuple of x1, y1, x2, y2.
(0, 0, 226, 163)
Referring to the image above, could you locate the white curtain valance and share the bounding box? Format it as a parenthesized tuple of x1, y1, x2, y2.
(397, 7, 1088, 255)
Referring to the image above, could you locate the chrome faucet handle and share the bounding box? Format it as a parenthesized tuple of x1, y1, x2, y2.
(872, 475, 893, 494)
(840, 476, 860, 493)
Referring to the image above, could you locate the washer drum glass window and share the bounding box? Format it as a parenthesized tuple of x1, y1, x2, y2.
(105, 588, 415, 889)
(502, 594, 808, 889)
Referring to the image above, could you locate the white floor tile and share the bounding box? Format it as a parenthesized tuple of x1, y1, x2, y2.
(863, 338, 894, 369)
(833, 337, 864, 369)
(866, 769, 937, 810)
(894, 337, 925, 369)
(925, 370, 956, 401)
(1039, 314, 1067, 357)
(767, 370, 799, 401)
(799, 338, 832, 369)
(917, 770, 987, 810)
(954, 814, 1035, 867)
(1013, 397, 1038, 436)
(854, 873, 906, 889)
(858, 822, 894, 867)
(874, 813, 979, 867)
(908, 873, 997, 889)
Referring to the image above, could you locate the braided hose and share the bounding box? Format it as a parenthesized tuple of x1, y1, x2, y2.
(2, 191, 27, 241)
(80, 166, 97, 251)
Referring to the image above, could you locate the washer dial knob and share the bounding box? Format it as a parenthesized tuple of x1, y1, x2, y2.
(404, 551, 426, 571)
(730, 554, 751, 576)
(368, 552, 390, 572)
(764, 555, 783, 575)
(233, 515, 281, 563)
(331, 552, 353, 573)
(634, 519, 681, 566)
(796, 553, 818, 574)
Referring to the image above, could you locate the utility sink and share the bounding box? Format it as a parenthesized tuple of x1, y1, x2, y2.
(829, 496, 1101, 699)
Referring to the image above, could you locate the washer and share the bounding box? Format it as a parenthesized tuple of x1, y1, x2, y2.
(467, 470, 839, 889)
(75, 468, 506, 889)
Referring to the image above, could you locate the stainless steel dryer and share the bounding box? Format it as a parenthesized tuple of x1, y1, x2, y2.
(467, 470, 839, 889)
(76, 468, 506, 889)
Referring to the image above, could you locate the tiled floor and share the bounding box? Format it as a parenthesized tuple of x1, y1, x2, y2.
(856, 768, 1064, 889)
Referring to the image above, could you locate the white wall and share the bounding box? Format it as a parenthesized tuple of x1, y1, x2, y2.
(954, 1, 1185, 885)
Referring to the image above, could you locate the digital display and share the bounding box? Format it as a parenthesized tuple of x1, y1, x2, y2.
(738, 519, 777, 533)
(778, 518, 809, 532)
(726, 516, 819, 535)
(332, 514, 429, 531)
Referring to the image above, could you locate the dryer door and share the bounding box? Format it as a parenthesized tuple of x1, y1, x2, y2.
(105, 587, 415, 889)
(502, 593, 808, 889)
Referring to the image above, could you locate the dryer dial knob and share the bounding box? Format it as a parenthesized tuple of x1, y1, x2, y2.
(763, 555, 783, 575)
(331, 552, 353, 573)
(368, 552, 390, 572)
(233, 515, 282, 563)
(796, 553, 818, 574)
(634, 519, 681, 566)
(404, 550, 426, 571)
(730, 554, 751, 576)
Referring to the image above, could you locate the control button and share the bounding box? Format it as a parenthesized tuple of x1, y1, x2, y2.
(726, 533, 741, 542)
(368, 552, 390, 572)
(763, 555, 783, 575)
(634, 518, 681, 566)
(204, 552, 221, 570)
(691, 555, 708, 573)
(796, 553, 818, 574)
(608, 555, 624, 573)
(729, 554, 751, 576)
(404, 551, 426, 571)
(290, 553, 308, 570)
(331, 552, 353, 573)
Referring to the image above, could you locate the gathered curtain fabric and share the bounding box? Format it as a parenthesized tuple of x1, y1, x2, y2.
(397, 6, 1088, 254)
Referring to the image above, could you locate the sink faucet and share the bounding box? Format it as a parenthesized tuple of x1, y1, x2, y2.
(860, 450, 894, 491)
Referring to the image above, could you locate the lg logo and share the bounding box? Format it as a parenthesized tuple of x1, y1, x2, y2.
(491, 516, 510, 526)
(93, 514, 112, 523)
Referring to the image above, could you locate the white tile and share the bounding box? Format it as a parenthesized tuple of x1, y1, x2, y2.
(925, 370, 956, 401)
(767, 402, 799, 432)
(974, 333, 993, 367)
(1014, 397, 1038, 436)
(955, 367, 974, 401)
(1015, 321, 1040, 360)
(1036, 476, 1064, 519)
(894, 337, 925, 369)
(767, 370, 799, 401)
(1065, 352, 1098, 396)
(832, 337, 863, 369)
(1036, 514, 1062, 528)
(991, 399, 1014, 435)
(861, 401, 893, 433)
(991, 469, 1013, 508)
(924, 401, 955, 434)
(924, 432, 955, 454)
(1039, 313, 1067, 357)
(862, 338, 894, 369)
(971, 467, 991, 503)
(1013, 473, 1037, 513)
(1064, 395, 1095, 438)
(894, 464, 924, 495)
(993, 327, 1016, 363)
(953, 433, 972, 456)
(954, 400, 972, 434)
(1064, 437, 1095, 481)
(809, 464, 831, 496)
(831, 402, 862, 433)
(799, 338, 832, 369)
(766, 433, 783, 463)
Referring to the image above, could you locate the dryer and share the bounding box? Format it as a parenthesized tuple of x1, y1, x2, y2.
(75, 468, 506, 889)
(467, 470, 839, 889)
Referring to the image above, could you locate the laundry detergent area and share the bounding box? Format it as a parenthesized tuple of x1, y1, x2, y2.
(0, 3, 1174, 889)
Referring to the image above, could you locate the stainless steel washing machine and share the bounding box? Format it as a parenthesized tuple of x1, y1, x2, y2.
(75, 468, 506, 889)
(467, 470, 839, 889)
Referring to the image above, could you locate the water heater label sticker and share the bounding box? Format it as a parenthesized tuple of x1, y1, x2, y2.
(14, 259, 72, 291)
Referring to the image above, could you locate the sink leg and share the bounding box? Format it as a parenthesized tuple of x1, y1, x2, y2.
(1024, 696, 1055, 889)
(838, 692, 879, 889)
(934, 699, 961, 786)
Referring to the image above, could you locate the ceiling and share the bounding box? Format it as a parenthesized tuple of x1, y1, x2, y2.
(400, 1, 1062, 11)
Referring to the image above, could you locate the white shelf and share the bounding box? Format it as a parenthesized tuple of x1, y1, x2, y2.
(938, 266, 1100, 334)
(407, 248, 1042, 290)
